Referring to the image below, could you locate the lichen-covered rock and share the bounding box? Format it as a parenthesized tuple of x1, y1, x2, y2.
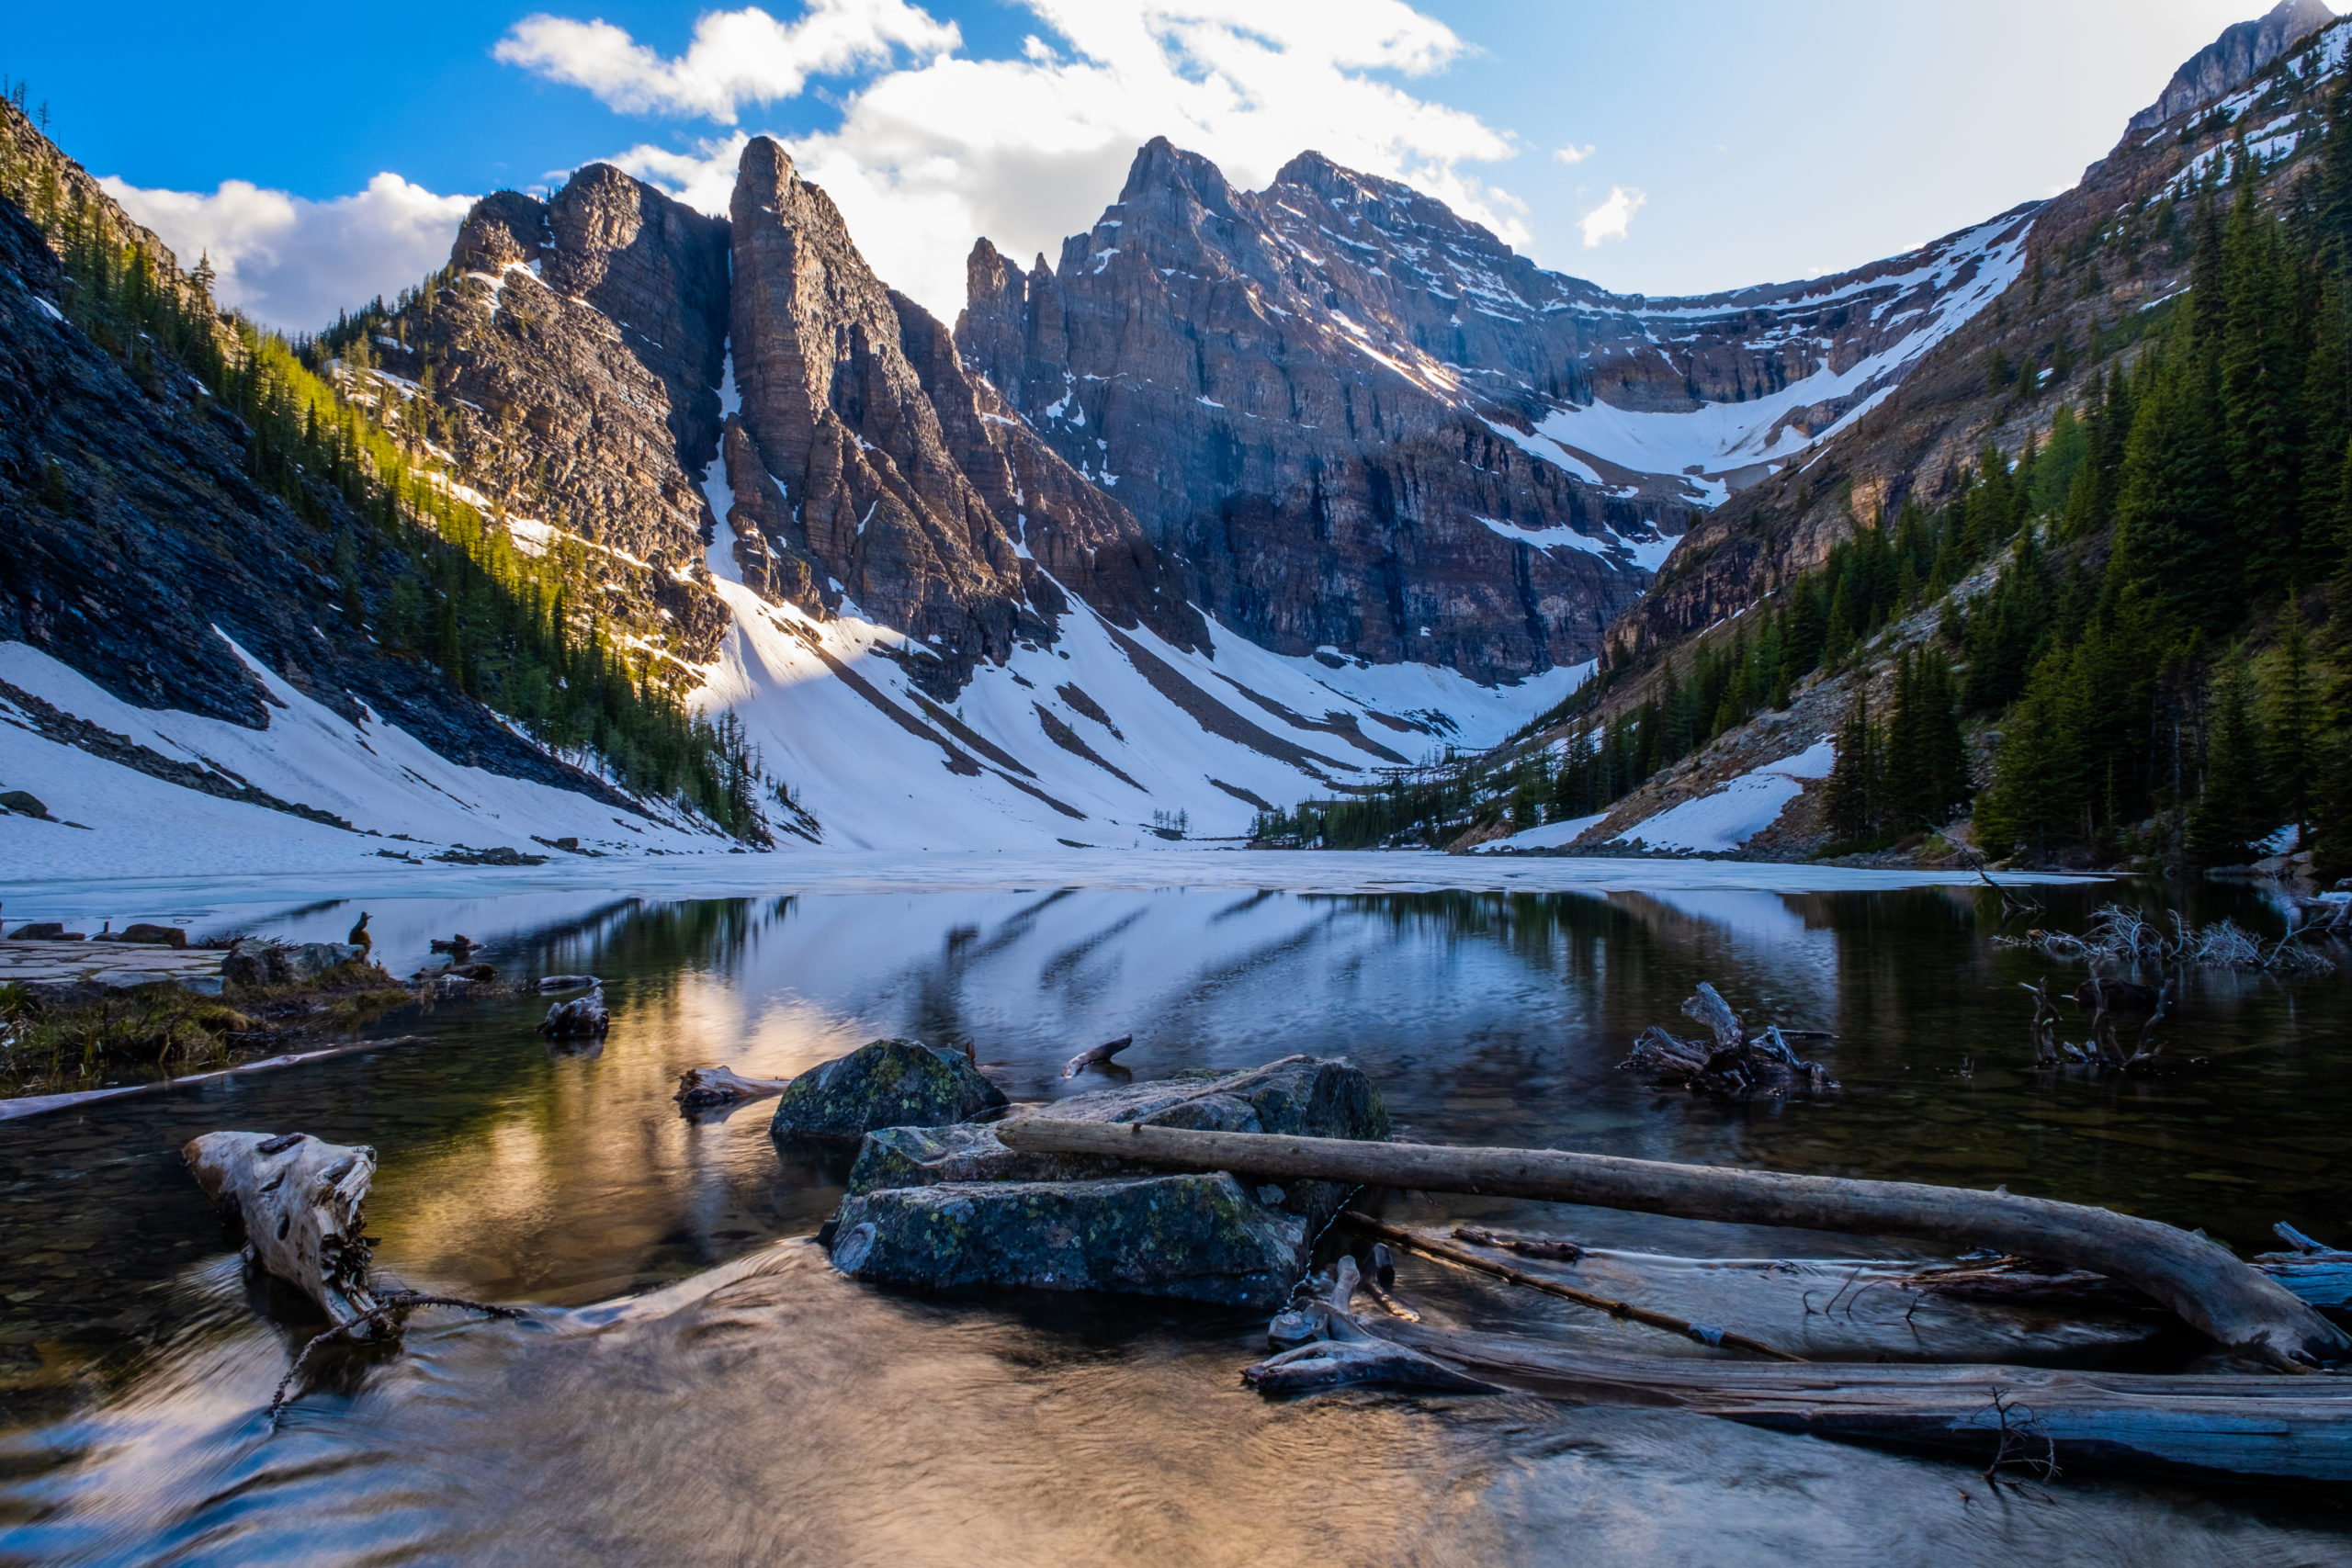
(831, 1173, 1308, 1308)
(842, 1055, 1385, 1196)
(770, 1039, 1008, 1141)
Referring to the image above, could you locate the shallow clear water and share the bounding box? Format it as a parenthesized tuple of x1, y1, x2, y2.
(1, 874, 2347, 1562)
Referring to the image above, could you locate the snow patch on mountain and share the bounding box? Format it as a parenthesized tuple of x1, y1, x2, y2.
(0, 637, 719, 880)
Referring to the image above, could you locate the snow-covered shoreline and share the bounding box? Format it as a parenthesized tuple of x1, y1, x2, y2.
(0, 846, 2103, 928)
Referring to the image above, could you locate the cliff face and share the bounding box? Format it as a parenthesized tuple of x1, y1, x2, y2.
(2129, 0, 2334, 131)
(721, 138, 1194, 682)
(363, 167, 732, 671)
(955, 140, 2031, 681)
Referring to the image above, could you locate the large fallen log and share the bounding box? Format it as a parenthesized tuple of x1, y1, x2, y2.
(995, 1121, 2348, 1371)
(184, 1131, 381, 1325)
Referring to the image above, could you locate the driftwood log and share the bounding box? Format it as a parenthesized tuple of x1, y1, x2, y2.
(994, 1121, 2349, 1370)
(540, 981, 609, 1037)
(184, 1132, 380, 1325)
(1620, 984, 1833, 1095)
(675, 1065, 792, 1108)
(1062, 1034, 1134, 1078)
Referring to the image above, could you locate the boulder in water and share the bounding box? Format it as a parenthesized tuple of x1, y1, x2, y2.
(830, 1055, 1386, 1304)
(770, 1038, 1008, 1142)
(831, 1172, 1311, 1308)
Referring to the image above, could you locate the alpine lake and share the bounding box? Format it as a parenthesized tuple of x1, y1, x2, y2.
(1, 863, 2348, 1564)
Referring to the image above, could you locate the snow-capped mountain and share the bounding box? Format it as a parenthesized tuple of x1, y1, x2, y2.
(4, 0, 2298, 874)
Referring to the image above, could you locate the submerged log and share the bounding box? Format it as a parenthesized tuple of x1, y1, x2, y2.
(1243, 1336, 1502, 1396)
(675, 1065, 793, 1109)
(1434, 1226, 2173, 1364)
(184, 1131, 380, 1325)
(994, 1121, 2349, 1371)
(1346, 1213, 1801, 1360)
(1365, 1320, 2352, 1488)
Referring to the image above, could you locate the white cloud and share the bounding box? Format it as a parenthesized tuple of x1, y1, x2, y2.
(1553, 143, 1594, 164)
(555, 0, 1529, 319)
(1578, 185, 1645, 248)
(103, 173, 474, 333)
(494, 2, 961, 123)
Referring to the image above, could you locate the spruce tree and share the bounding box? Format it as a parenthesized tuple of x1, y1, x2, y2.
(2262, 605, 2321, 834)
(1824, 687, 1879, 841)
(2184, 655, 2276, 863)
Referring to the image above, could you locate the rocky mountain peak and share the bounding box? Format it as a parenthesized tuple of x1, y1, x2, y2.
(449, 190, 548, 273)
(720, 134, 1194, 683)
(2128, 0, 2336, 131)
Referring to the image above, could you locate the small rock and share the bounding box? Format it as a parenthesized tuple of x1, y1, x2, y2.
(7, 922, 74, 941)
(0, 790, 51, 819)
(770, 1038, 1008, 1142)
(117, 923, 188, 949)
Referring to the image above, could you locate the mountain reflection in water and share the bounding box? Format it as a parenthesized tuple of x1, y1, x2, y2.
(1, 880, 2346, 1562)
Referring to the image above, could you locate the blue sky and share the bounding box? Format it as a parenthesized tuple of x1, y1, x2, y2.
(3, 1, 2320, 329)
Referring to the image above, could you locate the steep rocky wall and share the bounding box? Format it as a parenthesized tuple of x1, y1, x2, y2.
(956, 139, 2028, 682)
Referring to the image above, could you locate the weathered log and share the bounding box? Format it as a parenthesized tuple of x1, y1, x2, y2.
(538, 974, 599, 992)
(1243, 1336, 1503, 1395)
(675, 1065, 793, 1109)
(1062, 1033, 1134, 1077)
(1347, 1213, 1800, 1359)
(1363, 1320, 2352, 1488)
(1432, 1228, 2171, 1363)
(540, 984, 609, 1037)
(995, 1121, 2349, 1370)
(184, 1131, 380, 1325)
(1622, 986, 1833, 1095)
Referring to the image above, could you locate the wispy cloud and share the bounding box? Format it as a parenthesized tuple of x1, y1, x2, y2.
(526, 0, 1530, 318)
(102, 173, 473, 332)
(1553, 143, 1594, 164)
(1578, 185, 1645, 247)
(493, 1, 961, 122)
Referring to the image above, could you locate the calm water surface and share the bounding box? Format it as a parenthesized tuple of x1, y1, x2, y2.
(1, 876, 2347, 1563)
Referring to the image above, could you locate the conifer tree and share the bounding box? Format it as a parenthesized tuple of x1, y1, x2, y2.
(2184, 655, 2275, 863)
(2261, 604, 2320, 834)
(1824, 687, 1879, 840)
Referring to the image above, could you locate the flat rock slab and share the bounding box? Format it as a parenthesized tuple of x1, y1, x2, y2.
(0, 940, 226, 998)
(831, 1173, 1309, 1308)
(770, 1038, 1008, 1142)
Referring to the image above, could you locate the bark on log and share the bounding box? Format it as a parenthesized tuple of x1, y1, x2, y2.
(674, 1065, 792, 1108)
(995, 1121, 2348, 1370)
(183, 1131, 380, 1325)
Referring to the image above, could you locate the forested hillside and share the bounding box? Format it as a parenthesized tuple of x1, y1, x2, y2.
(0, 95, 771, 841)
(1261, 26, 2352, 876)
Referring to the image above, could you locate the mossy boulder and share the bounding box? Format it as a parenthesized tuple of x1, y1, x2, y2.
(770, 1038, 1007, 1142)
(831, 1055, 1385, 1303)
(831, 1173, 1308, 1308)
